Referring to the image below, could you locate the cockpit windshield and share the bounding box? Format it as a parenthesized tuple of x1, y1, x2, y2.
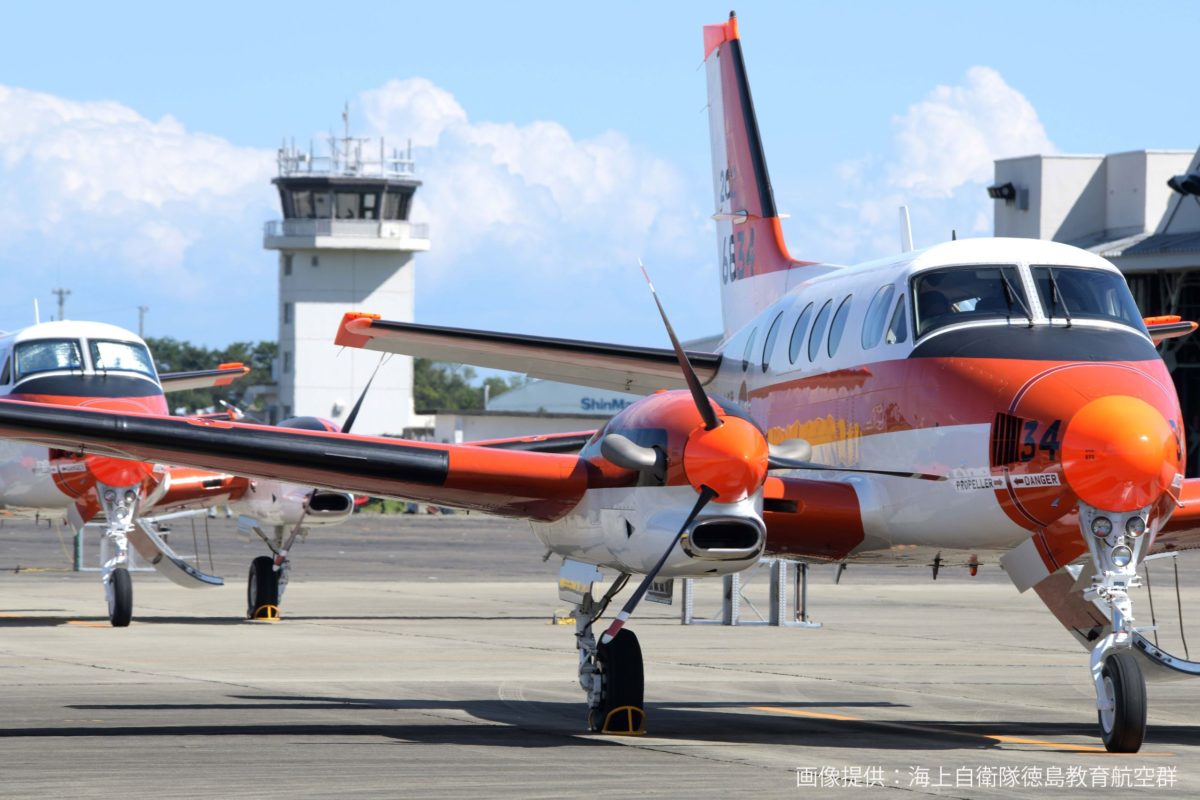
(913, 265, 1029, 338)
(1031, 266, 1145, 331)
(13, 339, 83, 381)
(89, 339, 157, 378)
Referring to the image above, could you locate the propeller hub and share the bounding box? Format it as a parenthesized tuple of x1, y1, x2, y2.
(683, 416, 769, 502)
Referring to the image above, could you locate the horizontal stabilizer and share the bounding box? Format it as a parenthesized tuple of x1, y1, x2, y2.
(335, 313, 721, 395)
(160, 363, 250, 393)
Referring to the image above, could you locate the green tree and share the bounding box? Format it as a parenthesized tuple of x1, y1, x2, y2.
(146, 337, 277, 414)
(413, 358, 524, 413)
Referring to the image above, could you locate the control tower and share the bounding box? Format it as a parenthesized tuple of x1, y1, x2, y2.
(263, 120, 430, 435)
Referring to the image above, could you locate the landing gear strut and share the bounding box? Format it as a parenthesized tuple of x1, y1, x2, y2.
(568, 568, 645, 735)
(1080, 504, 1152, 752)
(98, 483, 140, 627)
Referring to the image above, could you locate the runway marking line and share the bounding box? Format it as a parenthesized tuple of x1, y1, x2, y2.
(65, 621, 109, 628)
(751, 706, 1172, 756)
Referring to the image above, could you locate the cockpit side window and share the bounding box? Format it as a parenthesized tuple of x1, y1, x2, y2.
(1031, 266, 1147, 331)
(0, 355, 10, 385)
(89, 340, 157, 378)
(912, 265, 1028, 338)
(14, 339, 83, 381)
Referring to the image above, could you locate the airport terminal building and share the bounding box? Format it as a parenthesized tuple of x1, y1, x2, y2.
(992, 144, 1200, 471)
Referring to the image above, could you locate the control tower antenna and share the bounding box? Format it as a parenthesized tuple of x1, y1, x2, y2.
(138, 305, 149, 337)
(51, 287, 71, 321)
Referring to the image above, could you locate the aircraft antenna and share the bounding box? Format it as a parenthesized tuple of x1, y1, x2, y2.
(898, 206, 914, 253)
(32, 299, 40, 325)
(951, 229, 957, 241)
(138, 305, 149, 337)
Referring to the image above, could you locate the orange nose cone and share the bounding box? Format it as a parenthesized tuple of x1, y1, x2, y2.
(683, 416, 769, 502)
(85, 454, 153, 489)
(1061, 395, 1178, 512)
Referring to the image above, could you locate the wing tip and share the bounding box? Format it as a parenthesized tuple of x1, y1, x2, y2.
(335, 312, 382, 349)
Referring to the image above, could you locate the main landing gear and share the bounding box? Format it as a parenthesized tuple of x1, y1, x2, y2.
(566, 566, 646, 735)
(98, 483, 140, 627)
(1080, 504, 1152, 752)
(243, 508, 309, 620)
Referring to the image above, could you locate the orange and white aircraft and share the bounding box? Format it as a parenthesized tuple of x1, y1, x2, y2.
(0, 12, 1197, 752)
(0, 318, 353, 625)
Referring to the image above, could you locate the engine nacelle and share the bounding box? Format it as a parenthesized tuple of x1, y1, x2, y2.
(532, 485, 765, 578)
(231, 479, 354, 528)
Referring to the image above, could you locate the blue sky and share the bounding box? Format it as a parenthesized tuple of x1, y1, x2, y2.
(0, 2, 1193, 348)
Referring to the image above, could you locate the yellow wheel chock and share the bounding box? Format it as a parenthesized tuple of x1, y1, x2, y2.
(601, 705, 645, 736)
(250, 604, 281, 621)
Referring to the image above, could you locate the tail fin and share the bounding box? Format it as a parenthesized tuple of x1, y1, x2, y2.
(705, 13, 812, 337)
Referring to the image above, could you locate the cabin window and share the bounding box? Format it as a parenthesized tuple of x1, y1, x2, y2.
(0, 356, 10, 384)
(89, 340, 156, 378)
(788, 303, 814, 364)
(912, 265, 1028, 338)
(861, 285, 896, 349)
(761, 310, 785, 371)
(886, 294, 909, 344)
(1031, 266, 1145, 330)
(741, 328, 757, 372)
(827, 295, 853, 357)
(807, 301, 833, 362)
(14, 339, 83, 381)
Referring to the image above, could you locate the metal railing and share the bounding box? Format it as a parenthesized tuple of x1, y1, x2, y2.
(263, 219, 430, 240)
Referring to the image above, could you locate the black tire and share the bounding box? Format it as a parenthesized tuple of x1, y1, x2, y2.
(1098, 651, 1147, 753)
(588, 629, 644, 733)
(247, 556, 280, 619)
(108, 567, 132, 628)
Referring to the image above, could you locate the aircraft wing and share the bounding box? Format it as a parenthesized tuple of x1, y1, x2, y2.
(335, 313, 721, 395)
(159, 362, 251, 393)
(0, 399, 588, 521)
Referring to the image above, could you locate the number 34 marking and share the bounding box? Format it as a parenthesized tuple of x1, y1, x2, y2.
(1020, 419, 1062, 462)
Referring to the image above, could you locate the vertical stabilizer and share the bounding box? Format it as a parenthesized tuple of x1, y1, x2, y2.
(705, 13, 813, 337)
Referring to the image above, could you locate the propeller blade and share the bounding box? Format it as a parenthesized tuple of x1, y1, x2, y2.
(600, 485, 717, 644)
(767, 456, 946, 481)
(640, 263, 720, 431)
(342, 355, 386, 434)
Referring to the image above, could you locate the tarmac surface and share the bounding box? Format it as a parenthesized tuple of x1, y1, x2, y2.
(2, 512, 1200, 798)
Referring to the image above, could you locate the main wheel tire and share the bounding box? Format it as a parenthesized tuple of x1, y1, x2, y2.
(1098, 651, 1147, 753)
(588, 628, 644, 732)
(107, 567, 132, 628)
(247, 556, 280, 619)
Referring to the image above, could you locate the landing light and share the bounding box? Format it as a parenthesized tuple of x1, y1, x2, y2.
(1111, 545, 1134, 568)
(1125, 516, 1147, 538)
(1091, 517, 1113, 538)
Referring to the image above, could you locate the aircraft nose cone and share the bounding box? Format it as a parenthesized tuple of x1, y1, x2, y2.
(683, 416, 769, 502)
(85, 454, 153, 489)
(1061, 395, 1178, 512)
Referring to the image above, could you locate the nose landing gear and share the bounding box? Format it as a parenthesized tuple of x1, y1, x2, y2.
(1079, 504, 1152, 752)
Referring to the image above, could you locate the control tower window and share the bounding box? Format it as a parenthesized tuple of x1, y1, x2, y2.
(291, 190, 314, 219)
(362, 192, 378, 220)
(14, 339, 83, 380)
(89, 340, 157, 379)
(335, 192, 361, 219)
(913, 265, 1028, 338)
(1032, 266, 1146, 331)
(312, 192, 332, 218)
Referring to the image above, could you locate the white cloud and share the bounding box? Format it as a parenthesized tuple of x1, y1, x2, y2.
(357, 78, 701, 274)
(888, 66, 1055, 198)
(0, 85, 276, 286)
(788, 67, 1054, 263)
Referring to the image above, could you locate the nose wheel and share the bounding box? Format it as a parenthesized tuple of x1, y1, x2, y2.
(105, 567, 132, 627)
(1097, 652, 1147, 753)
